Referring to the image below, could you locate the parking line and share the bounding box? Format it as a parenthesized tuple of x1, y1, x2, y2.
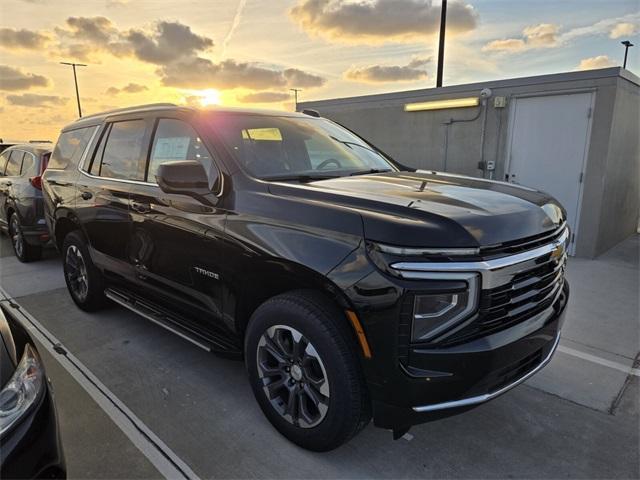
(0, 289, 201, 480)
(558, 345, 640, 377)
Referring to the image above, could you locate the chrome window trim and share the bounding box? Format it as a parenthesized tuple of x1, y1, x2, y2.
(412, 332, 561, 413)
(391, 227, 569, 289)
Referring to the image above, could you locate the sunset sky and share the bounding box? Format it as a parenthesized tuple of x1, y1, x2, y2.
(0, 0, 638, 141)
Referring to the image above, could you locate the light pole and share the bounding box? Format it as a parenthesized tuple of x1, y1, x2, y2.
(621, 40, 634, 69)
(436, 0, 447, 87)
(290, 88, 302, 111)
(60, 62, 87, 117)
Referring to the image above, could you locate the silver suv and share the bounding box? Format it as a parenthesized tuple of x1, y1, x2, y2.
(0, 143, 52, 261)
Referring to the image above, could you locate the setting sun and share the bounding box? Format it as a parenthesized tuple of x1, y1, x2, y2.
(198, 89, 221, 106)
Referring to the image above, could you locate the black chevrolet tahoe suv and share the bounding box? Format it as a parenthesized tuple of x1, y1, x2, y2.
(42, 103, 569, 451)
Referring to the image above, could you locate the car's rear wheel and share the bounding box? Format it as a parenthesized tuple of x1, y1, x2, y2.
(245, 290, 371, 451)
(62, 231, 106, 311)
(9, 213, 42, 262)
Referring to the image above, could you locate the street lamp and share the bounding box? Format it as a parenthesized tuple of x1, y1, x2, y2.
(290, 88, 302, 111)
(621, 41, 634, 69)
(60, 62, 87, 117)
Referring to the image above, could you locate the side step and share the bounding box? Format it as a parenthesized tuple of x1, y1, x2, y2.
(104, 287, 241, 355)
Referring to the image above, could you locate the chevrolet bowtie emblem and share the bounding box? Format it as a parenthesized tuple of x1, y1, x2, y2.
(550, 241, 565, 260)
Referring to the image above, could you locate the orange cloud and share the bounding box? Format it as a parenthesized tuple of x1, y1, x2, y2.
(483, 23, 559, 52)
(576, 55, 615, 70)
(345, 57, 429, 83)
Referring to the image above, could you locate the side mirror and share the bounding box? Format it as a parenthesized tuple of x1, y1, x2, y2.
(156, 160, 219, 204)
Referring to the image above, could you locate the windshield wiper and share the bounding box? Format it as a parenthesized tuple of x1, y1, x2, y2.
(262, 174, 339, 183)
(329, 136, 380, 155)
(349, 168, 392, 176)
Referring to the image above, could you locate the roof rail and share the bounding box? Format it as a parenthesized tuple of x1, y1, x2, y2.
(79, 103, 179, 121)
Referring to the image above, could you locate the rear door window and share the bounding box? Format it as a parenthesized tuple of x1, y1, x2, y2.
(49, 127, 96, 170)
(5, 150, 24, 176)
(20, 153, 36, 176)
(96, 120, 147, 181)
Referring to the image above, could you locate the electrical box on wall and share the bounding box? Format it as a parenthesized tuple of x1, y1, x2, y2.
(494, 96, 507, 108)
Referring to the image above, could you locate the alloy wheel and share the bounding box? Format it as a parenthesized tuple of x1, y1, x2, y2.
(9, 216, 24, 259)
(256, 325, 330, 428)
(65, 245, 89, 301)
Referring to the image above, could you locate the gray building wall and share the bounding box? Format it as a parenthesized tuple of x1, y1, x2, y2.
(596, 74, 640, 255)
(300, 68, 639, 258)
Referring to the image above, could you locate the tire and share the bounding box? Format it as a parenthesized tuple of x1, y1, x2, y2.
(8, 213, 42, 262)
(62, 231, 106, 311)
(245, 290, 371, 451)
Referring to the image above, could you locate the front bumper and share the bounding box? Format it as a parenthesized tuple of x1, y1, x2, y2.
(369, 282, 568, 432)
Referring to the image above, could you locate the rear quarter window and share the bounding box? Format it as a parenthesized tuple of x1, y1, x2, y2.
(49, 127, 96, 170)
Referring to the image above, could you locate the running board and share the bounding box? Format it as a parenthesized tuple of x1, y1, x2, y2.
(104, 287, 241, 355)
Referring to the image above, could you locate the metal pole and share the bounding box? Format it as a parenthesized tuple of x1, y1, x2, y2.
(436, 0, 447, 88)
(290, 88, 302, 111)
(60, 62, 87, 118)
(621, 41, 634, 69)
(72, 64, 82, 117)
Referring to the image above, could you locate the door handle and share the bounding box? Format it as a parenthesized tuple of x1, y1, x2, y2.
(81, 191, 93, 200)
(131, 201, 151, 214)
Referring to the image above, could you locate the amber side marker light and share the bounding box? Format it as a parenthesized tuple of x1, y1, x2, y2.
(404, 97, 480, 112)
(345, 310, 372, 359)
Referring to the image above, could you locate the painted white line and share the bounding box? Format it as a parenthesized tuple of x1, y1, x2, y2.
(0, 291, 201, 480)
(558, 345, 640, 377)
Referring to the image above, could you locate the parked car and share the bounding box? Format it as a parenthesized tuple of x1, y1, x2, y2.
(0, 304, 66, 478)
(0, 140, 17, 154)
(42, 104, 569, 451)
(0, 144, 52, 261)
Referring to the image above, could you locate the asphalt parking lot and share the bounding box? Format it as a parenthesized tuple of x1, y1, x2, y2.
(0, 234, 638, 479)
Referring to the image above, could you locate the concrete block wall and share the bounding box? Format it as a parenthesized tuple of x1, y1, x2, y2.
(301, 68, 640, 258)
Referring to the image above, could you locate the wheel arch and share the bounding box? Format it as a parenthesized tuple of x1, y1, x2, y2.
(233, 259, 355, 340)
(53, 211, 82, 251)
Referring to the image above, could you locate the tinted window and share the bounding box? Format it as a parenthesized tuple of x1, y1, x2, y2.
(49, 127, 95, 170)
(0, 151, 9, 175)
(21, 153, 36, 176)
(98, 120, 147, 181)
(5, 150, 24, 176)
(148, 119, 212, 182)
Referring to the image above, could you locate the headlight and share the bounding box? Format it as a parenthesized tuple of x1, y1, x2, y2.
(0, 344, 44, 436)
(412, 274, 479, 342)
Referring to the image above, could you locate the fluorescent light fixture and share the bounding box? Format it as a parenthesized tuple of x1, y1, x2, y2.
(404, 97, 480, 112)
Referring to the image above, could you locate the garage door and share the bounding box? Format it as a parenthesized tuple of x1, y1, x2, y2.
(505, 92, 594, 255)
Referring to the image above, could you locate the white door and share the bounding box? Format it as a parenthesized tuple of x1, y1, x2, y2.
(506, 92, 593, 255)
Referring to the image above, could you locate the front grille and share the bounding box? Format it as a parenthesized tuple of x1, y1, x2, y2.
(438, 251, 566, 346)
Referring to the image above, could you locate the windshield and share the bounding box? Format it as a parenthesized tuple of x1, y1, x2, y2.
(208, 114, 397, 180)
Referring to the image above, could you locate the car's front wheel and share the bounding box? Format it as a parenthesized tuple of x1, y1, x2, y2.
(8, 213, 42, 262)
(62, 231, 106, 311)
(245, 290, 371, 451)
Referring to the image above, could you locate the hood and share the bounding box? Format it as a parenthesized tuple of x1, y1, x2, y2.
(268, 171, 565, 248)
